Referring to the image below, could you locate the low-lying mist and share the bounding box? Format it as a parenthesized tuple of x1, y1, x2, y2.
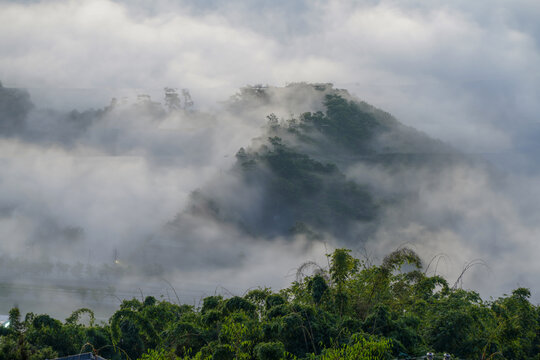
(0, 82, 538, 319)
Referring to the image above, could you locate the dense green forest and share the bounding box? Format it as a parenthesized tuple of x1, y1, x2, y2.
(1, 248, 538, 360)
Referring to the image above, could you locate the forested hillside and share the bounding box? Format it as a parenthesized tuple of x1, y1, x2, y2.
(0, 83, 536, 360)
(1, 248, 538, 360)
(186, 84, 472, 241)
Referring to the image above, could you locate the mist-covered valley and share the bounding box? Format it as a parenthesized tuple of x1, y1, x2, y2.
(1, 80, 539, 320)
(4, 2, 540, 359)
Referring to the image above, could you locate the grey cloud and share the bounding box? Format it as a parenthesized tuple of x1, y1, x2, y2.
(2, 0, 538, 155)
(346, 159, 540, 298)
(0, 85, 340, 316)
(0, 83, 33, 135)
(1, 0, 540, 315)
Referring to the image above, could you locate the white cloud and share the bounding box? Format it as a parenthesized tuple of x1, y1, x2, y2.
(2, 0, 540, 312)
(2, 0, 539, 153)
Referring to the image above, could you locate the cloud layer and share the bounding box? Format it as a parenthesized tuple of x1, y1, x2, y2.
(1, 0, 540, 315)
(1, 0, 539, 153)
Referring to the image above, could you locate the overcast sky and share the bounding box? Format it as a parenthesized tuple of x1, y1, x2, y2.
(1, 0, 540, 154)
(1, 0, 540, 312)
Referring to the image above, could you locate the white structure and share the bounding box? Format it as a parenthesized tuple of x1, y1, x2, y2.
(0, 314, 9, 328)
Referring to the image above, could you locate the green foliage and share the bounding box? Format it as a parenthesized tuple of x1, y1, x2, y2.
(1, 249, 539, 360)
(164, 322, 205, 357)
(329, 249, 358, 314)
(212, 344, 235, 360)
(314, 334, 391, 360)
(255, 341, 286, 360)
(8, 308, 23, 334)
(65, 308, 95, 326)
(202, 296, 223, 314)
(246, 288, 272, 313)
(223, 296, 257, 317)
(140, 348, 179, 360)
(266, 294, 286, 310)
(202, 309, 222, 326)
(309, 275, 328, 306)
(489, 288, 539, 359)
(301, 94, 385, 154)
(111, 308, 159, 345)
(381, 248, 422, 273)
(329, 249, 358, 287)
(219, 312, 262, 359)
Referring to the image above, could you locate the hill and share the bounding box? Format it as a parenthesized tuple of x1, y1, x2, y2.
(184, 83, 471, 240)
